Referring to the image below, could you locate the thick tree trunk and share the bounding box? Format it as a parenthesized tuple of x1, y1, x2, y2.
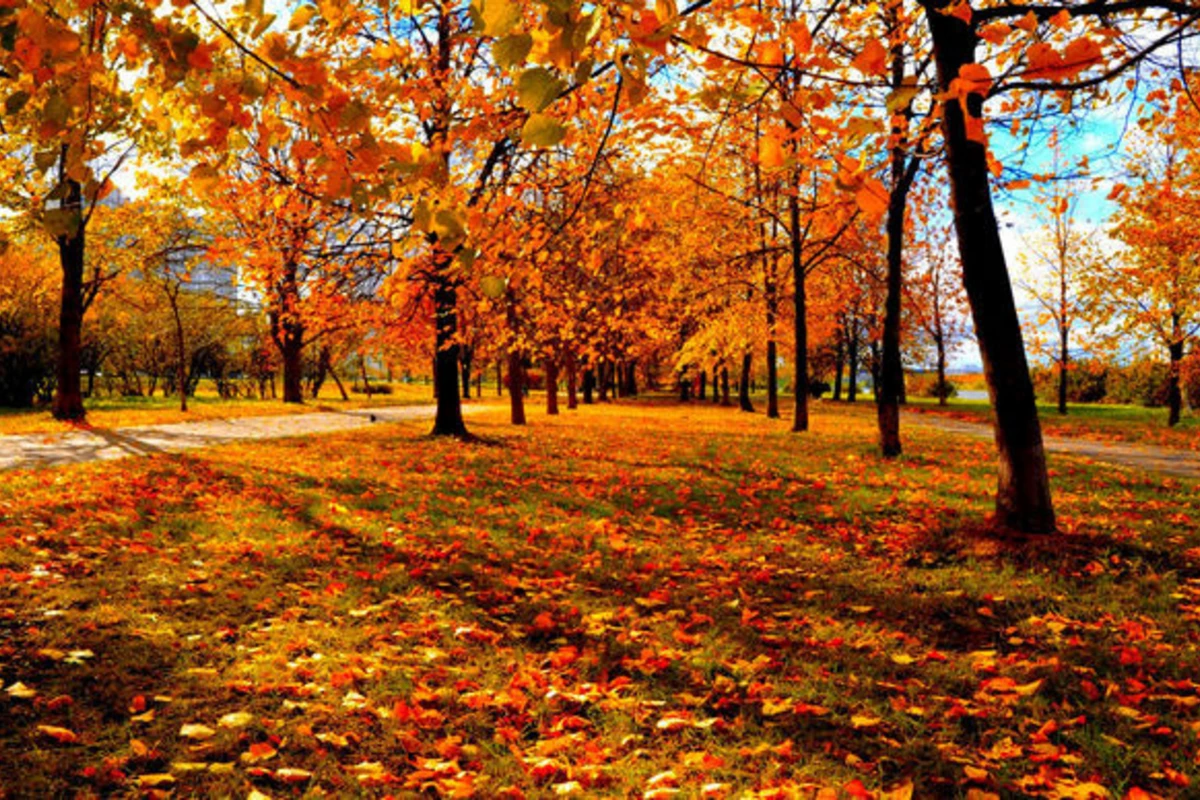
(52, 177, 86, 420)
(624, 362, 637, 396)
(496, 360, 503, 396)
(698, 370, 707, 401)
(431, 265, 468, 436)
(739, 352, 754, 412)
(582, 366, 594, 404)
(508, 349, 526, 425)
(721, 366, 731, 406)
(598, 362, 610, 402)
(545, 358, 559, 415)
(923, 0, 1055, 533)
(680, 371, 691, 402)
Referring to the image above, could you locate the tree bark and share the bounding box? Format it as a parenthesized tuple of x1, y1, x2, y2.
(1168, 314, 1183, 427)
(833, 331, 844, 401)
(431, 263, 468, 436)
(566, 352, 578, 409)
(508, 349, 526, 425)
(848, 327, 860, 403)
(461, 345, 472, 400)
(789, 190, 809, 431)
(624, 362, 638, 396)
(698, 369, 707, 401)
(52, 176, 86, 420)
(739, 352, 754, 412)
(721, 366, 731, 406)
(766, 270, 780, 419)
(923, 0, 1056, 533)
(1058, 325, 1069, 415)
(582, 365, 594, 404)
(545, 357, 559, 415)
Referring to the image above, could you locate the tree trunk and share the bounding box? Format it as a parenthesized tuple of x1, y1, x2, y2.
(566, 352, 578, 410)
(170, 291, 188, 413)
(545, 357, 559, 415)
(766, 275, 780, 419)
(330, 367, 349, 401)
(598, 362, 610, 402)
(582, 366, 594, 404)
(833, 332, 844, 401)
(698, 369, 707, 401)
(624, 362, 637, 396)
(496, 360, 503, 396)
(937, 335, 948, 407)
(788, 191, 809, 431)
(431, 264, 468, 436)
(1058, 326, 1068, 415)
(281, 326, 304, 404)
(461, 345, 472, 400)
(1168, 316, 1184, 427)
(721, 366, 731, 406)
(52, 176, 86, 420)
(848, 328, 860, 403)
(923, 0, 1055, 533)
(680, 371, 691, 402)
(739, 352, 754, 412)
(508, 349, 526, 425)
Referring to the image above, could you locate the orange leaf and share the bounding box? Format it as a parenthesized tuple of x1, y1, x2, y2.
(855, 177, 890, 217)
(851, 39, 888, 76)
(787, 20, 812, 54)
(1049, 9, 1072, 28)
(1015, 11, 1039, 32)
(977, 23, 1011, 45)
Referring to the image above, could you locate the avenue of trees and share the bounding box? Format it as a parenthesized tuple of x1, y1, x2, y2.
(1, 0, 1199, 535)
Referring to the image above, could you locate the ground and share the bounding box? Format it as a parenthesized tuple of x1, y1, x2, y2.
(1, 398, 1198, 799)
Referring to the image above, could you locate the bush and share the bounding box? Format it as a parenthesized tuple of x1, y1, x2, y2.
(809, 379, 830, 398)
(1031, 360, 1108, 404)
(908, 372, 957, 400)
(0, 248, 58, 408)
(1105, 360, 1171, 407)
(351, 383, 393, 395)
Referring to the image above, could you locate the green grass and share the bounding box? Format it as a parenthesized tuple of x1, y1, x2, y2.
(0, 401, 1197, 798)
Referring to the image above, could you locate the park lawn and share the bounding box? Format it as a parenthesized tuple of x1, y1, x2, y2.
(0, 381, 437, 437)
(1, 402, 1198, 799)
(902, 396, 1200, 452)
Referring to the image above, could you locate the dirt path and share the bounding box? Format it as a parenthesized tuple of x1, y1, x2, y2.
(0, 405, 441, 471)
(902, 411, 1200, 480)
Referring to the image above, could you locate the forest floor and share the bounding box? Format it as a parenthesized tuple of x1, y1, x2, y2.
(0, 401, 1198, 798)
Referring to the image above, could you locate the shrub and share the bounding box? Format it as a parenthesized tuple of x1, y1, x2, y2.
(908, 372, 957, 400)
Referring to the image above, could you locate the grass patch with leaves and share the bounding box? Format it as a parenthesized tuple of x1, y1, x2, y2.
(901, 395, 1200, 451)
(0, 402, 1198, 798)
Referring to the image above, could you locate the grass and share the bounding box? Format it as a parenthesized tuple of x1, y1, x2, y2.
(1, 400, 1198, 798)
(0, 381, 437, 437)
(897, 394, 1200, 451)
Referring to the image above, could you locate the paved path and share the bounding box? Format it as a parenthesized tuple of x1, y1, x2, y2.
(0, 405, 1194, 480)
(902, 411, 1200, 480)
(0, 406, 440, 471)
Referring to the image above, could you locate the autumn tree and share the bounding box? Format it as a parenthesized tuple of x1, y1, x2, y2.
(1095, 112, 1200, 426)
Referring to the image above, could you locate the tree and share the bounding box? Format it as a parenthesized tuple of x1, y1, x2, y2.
(1016, 150, 1097, 416)
(1096, 111, 1200, 426)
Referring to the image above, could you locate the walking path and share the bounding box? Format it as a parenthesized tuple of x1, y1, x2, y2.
(0, 405, 441, 471)
(902, 411, 1200, 480)
(0, 405, 1194, 480)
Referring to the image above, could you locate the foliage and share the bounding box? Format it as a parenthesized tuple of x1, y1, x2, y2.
(0, 236, 57, 406)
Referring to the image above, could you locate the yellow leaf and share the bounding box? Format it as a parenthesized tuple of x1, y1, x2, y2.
(37, 725, 78, 743)
(758, 135, 786, 168)
(179, 723, 216, 740)
(288, 5, 318, 30)
(850, 714, 882, 729)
